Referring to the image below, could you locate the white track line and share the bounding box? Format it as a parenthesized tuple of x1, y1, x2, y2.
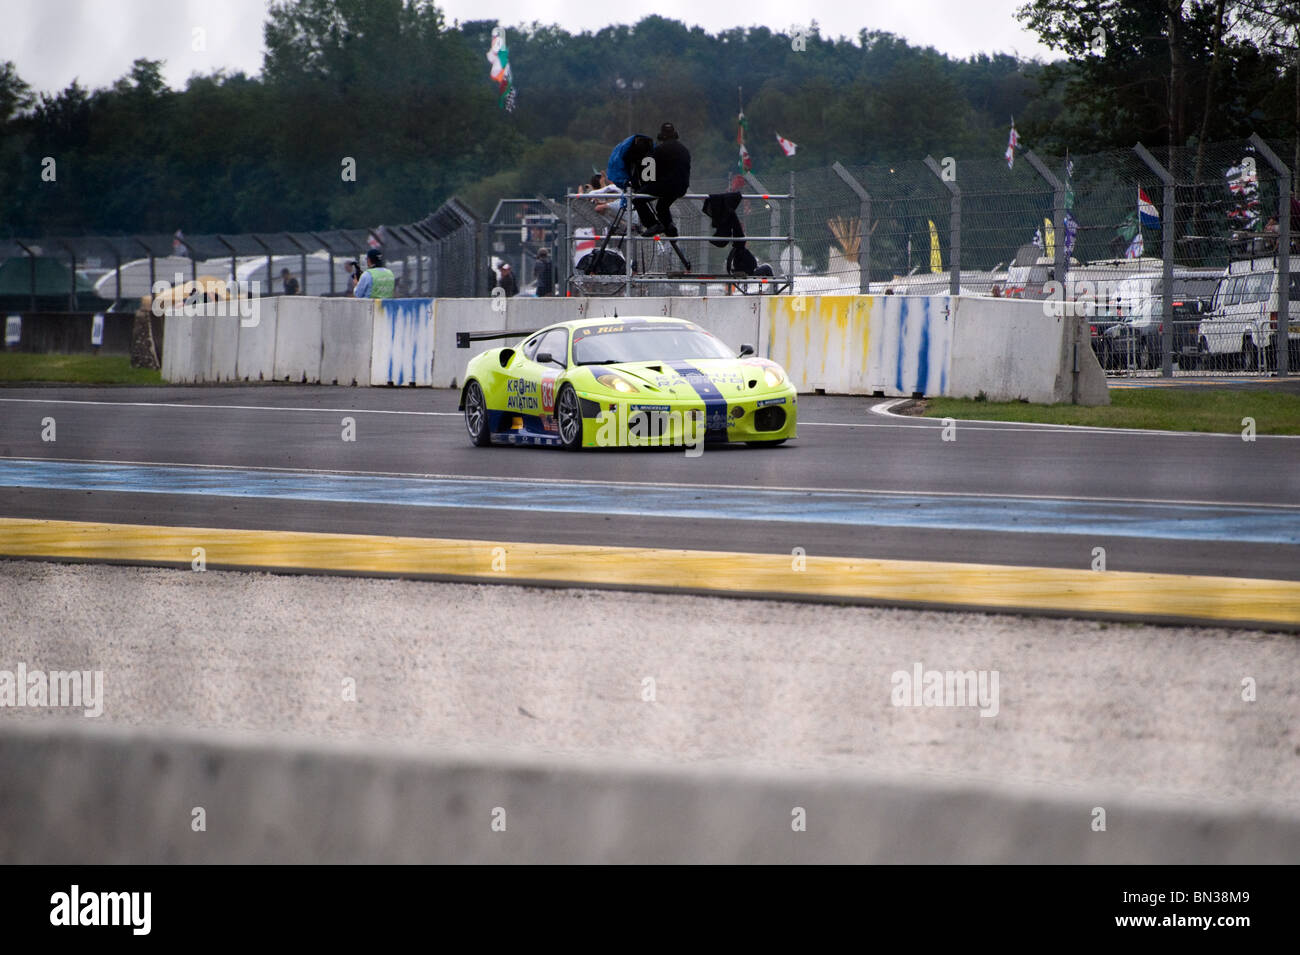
(2, 394, 1297, 439)
(867, 395, 1300, 439)
(4, 454, 1297, 511)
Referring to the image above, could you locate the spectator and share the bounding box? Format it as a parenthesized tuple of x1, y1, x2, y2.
(534, 248, 554, 297)
(633, 122, 691, 237)
(353, 249, 396, 299)
(280, 267, 300, 295)
(498, 262, 519, 297)
(345, 260, 361, 294)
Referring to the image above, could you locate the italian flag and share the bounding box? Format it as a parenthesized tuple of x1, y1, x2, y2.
(486, 26, 515, 111)
(737, 112, 752, 172)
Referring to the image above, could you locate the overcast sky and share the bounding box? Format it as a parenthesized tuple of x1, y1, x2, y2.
(0, 0, 1056, 95)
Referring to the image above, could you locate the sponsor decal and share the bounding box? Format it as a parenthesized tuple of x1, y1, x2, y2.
(506, 377, 540, 411)
(757, 397, 786, 407)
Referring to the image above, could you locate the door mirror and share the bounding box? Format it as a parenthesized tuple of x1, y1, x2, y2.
(535, 351, 563, 367)
(738, 343, 755, 357)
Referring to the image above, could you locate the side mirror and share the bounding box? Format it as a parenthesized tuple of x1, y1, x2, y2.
(536, 351, 564, 367)
(739, 343, 755, 357)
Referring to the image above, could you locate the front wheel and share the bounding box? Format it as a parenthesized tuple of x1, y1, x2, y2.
(555, 384, 584, 451)
(463, 380, 491, 446)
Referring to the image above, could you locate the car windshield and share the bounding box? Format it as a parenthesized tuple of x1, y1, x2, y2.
(572, 323, 735, 364)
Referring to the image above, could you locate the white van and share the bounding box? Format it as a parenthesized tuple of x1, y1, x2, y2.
(1197, 256, 1300, 371)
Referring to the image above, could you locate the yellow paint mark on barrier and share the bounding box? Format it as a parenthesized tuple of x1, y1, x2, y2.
(2, 517, 1298, 627)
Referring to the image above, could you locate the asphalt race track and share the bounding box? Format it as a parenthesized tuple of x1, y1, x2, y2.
(1, 384, 1298, 624)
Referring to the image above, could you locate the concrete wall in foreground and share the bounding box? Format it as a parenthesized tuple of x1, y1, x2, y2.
(164, 293, 1107, 404)
(949, 297, 1107, 404)
(0, 723, 1291, 863)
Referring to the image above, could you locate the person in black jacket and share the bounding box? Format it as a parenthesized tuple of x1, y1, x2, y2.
(534, 248, 554, 296)
(633, 123, 691, 237)
(498, 262, 519, 297)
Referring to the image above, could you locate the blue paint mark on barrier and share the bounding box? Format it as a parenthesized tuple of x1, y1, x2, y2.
(3, 458, 1299, 546)
(895, 299, 908, 393)
(916, 300, 930, 394)
(939, 306, 949, 395)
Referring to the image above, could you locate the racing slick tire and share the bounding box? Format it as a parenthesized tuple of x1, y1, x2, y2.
(463, 379, 492, 447)
(556, 383, 584, 451)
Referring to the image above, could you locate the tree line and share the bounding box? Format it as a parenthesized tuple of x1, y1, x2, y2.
(0, 0, 1293, 240)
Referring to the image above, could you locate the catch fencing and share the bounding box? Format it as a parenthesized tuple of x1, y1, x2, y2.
(0, 198, 483, 311)
(787, 137, 1296, 378)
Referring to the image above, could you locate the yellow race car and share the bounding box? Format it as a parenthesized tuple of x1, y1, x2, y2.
(457, 317, 796, 450)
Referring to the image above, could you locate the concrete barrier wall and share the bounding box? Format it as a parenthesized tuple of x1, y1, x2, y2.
(273, 296, 325, 383)
(866, 296, 954, 397)
(164, 293, 1106, 405)
(371, 298, 435, 386)
(766, 294, 872, 393)
(949, 297, 1107, 404)
(207, 305, 241, 383)
(160, 312, 193, 383)
(235, 297, 279, 382)
(2, 723, 1293, 863)
(320, 298, 374, 386)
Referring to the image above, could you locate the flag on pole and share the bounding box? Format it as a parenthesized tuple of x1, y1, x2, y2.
(1032, 227, 1043, 250)
(927, 219, 942, 273)
(1042, 217, 1055, 259)
(1226, 160, 1261, 230)
(737, 112, 752, 172)
(1138, 187, 1159, 228)
(486, 26, 515, 112)
(1005, 118, 1019, 169)
(1063, 211, 1078, 258)
(1125, 232, 1144, 258)
(775, 133, 797, 157)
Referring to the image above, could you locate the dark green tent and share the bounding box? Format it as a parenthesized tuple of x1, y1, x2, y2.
(0, 256, 106, 310)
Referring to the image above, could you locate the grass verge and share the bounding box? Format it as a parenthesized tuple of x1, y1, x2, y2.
(922, 388, 1300, 435)
(0, 353, 163, 385)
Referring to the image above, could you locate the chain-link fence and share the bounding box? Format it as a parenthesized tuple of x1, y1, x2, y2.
(0, 198, 483, 313)
(789, 137, 1296, 377)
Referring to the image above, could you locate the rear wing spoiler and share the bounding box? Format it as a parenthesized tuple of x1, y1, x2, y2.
(456, 328, 540, 349)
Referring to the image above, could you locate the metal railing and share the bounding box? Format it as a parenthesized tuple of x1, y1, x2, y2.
(561, 182, 796, 297)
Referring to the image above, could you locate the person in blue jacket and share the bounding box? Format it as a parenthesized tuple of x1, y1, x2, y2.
(605, 134, 655, 191)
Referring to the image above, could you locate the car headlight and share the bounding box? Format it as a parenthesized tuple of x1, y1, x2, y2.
(596, 373, 639, 394)
(763, 366, 786, 388)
